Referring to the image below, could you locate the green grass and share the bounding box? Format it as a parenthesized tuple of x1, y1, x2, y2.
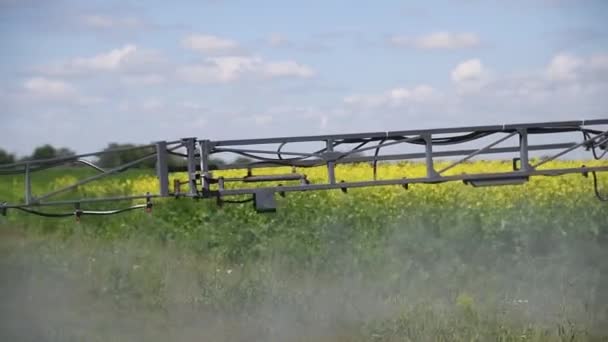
(1, 165, 608, 341)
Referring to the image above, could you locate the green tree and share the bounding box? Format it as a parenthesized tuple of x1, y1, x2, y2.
(97, 143, 228, 170)
(97, 143, 156, 169)
(0, 148, 15, 165)
(28, 145, 76, 161)
(31, 144, 57, 160)
(232, 157, 253, 165)
(56, 147, 76, 158)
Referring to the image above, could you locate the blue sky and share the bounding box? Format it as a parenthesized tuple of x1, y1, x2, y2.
(1, 0, 607, 155)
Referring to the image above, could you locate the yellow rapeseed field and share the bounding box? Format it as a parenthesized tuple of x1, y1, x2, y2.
(41, 159, 605, 213)
(207, 159, 606, 202)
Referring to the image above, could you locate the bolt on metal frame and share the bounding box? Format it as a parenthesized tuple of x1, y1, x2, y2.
(0, 119, 607, 215)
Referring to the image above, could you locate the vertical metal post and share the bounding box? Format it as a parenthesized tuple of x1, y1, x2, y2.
(24, 163, 32, 205)
(326, 139, 336, 184)
(198, 140, 211, 194)
(183, 138, 198, 197)
(424, 134, 438, 179)
(518, 128, 531, 171)
(155, 141, 169, 197)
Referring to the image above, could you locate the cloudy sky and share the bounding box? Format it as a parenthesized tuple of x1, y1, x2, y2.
(1, 0, 607, 155)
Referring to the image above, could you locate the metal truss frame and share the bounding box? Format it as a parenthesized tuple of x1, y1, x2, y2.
(1, 119, 607, 215)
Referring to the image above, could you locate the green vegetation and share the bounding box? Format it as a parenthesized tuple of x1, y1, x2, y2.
(1, 162, 607, 341)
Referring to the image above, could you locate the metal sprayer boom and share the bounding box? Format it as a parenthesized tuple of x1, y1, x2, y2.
(1, 119, 607, 215)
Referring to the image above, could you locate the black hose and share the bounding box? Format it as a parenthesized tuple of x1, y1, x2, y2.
(373, 138, 386, 180)
(221, 197, 254, 204)
(81, 205, 147, 215)
(583, 131, 608, 160)
(592, 171, 608, 202)
(11, 204, 148, 218)
(13, 207, 75, 217)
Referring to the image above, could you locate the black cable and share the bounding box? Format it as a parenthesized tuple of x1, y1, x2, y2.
(592, 171, 608, 202)
(81, 205, 147, 215)
(373, 138, 386, 180)
(352, 140, 370, 151)
(277, 142, 287, 160)
(11, 204, 148, 218)
(228, 142, 346, 166)
(583, 131, 608, 160)
(236, 133, 487, 166)
(211, 127, 607, 168)
(221, 197, 254, 204)
(13, 207, 75, 217)
(168, 151, 189, 158)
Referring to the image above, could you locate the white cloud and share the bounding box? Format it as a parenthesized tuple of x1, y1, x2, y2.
(254, 115, 273, 126)
(177, 56, 314, 83)
(445, 52, 608, 122)
(179, 101, 205, 110)
(177, 56, 257, 83)
(589, 54, 608, 71)
(23, 77, 76, 97)
(267, 33, 290, 47)
(320, 115, 328, 130)
(544, 53, 608, 85)
(120, 74, 165, 85)
(80, 15, 143, 29)
(344, 85, 437, 107)
(141, 98, 164, 112)
(546, 54, 583, 81)
(40, 44, 167, 79)
(263, 61, 315, 78)
(451, 59, 485, 83)
(391, 32, 480, 50)
(21, 77, 102, 105)
(72, 44, 137, 71)
(182, 34, 239, 54)
(41, 44, 145, 76)
(339, 52, 607, 127)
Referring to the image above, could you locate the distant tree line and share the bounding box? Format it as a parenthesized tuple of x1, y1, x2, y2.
(0, 144, 369, 168)
(0, 144, 76, 165)
(0, 144, 250, 170)
(95, 143, 248, 170)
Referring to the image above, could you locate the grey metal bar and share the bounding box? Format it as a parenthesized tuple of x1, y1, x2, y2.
(424, 134, 438, 178)
(212, 147, 318, 158)
(243, 174, 304, 182)
(215, 142, 578, 170)
(214, 131, 388, 146)
(596, 135, 608, 147)
(1, 194, 164, 209)
(326, 139, 336, 184)
(3, 164, 607, 210)
(183, 138, 198, 196)
(24, 163, 32, 205)
(214, 165, 608, 196)
(341, 135, 420, 155)
(519, 129, 531, 171)
(208, 119, 608, 147)
(156, 141, 169, 197)
(2, 119, 607, 213)
(532, 131, 608, 168)
(438, 131, 517, 174)
(35, 153, 158, 202)
(388, 119, 608, 137)
(75, 159, 106, 173)
(199, 140, 211, 193)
